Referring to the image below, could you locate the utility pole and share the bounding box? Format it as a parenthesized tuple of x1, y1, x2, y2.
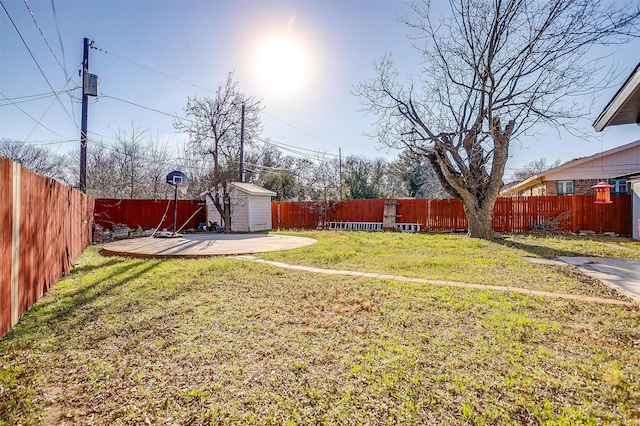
(79, 37, 89, 193)
(239, 102, 245, 182)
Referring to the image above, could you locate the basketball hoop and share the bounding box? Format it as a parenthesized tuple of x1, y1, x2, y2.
(176, 181, 190, 196)
(165, 170, 189, 235)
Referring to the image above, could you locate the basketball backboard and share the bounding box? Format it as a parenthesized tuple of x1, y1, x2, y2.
(166, 170, 188, 185)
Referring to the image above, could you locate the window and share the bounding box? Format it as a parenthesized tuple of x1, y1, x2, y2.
(609, 179, 628, 194)
(557, 180, 574, 195)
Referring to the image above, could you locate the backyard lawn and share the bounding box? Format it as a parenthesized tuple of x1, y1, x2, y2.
(1, 232, 639, 425)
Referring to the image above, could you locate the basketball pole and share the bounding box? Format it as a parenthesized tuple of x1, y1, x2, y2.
(173, 183, 178, 234)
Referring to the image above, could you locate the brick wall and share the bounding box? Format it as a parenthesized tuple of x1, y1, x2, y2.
(545, 179, 598, 196)
(546, 181, 557, 196)
(574, 179, 598, 195)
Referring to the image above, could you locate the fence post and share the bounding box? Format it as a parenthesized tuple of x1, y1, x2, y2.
(11, 162, 20, 327)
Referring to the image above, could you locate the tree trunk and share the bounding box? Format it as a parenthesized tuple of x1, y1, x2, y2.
(223, 190, 231, 233)
(208, 189, 232, 233)
(464, 201, 497, 239)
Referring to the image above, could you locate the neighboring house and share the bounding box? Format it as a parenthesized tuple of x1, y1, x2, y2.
(594, 63, 640, 239)
(502, 139, 640, 197)
(593, 63, 640, 131)
(206, 182, 276, 232)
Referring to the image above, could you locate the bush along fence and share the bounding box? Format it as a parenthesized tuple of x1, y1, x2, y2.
(94, 199, 206, 232)
(271, 195, 632, 235)
(1, 158, 94, 339)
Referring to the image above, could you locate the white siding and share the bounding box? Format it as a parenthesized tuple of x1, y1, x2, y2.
(249, 196, 273, 231)
(632, 180, 640, 240)
(205, 184, 274, 232)
(230, 190, 249, 232)
(546, 146, 640, 181)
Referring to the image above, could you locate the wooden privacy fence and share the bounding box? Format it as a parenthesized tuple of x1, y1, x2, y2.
(1, 158, 94, 339)
(272, 195, 632, 235)
(94, 199, 206, 231)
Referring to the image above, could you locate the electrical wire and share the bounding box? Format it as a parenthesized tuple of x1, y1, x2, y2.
(0, 88, 77, 105)
(98, 95, 342, 162)
(1, 1, 81, 133)
(90, 42, 340, 148)
(0, 91, 71, 140)
(24, 0, 77, 122)
(257, 136, 340, 158)
(49, 0, 68, 80)
(23, 0, 67, 78)
(8, 139, 76, 146)
(98, 94, 186, 121)
(91, 43, 218, 95)
(261, 110, 339, 148)
(24, 72, 79, 141)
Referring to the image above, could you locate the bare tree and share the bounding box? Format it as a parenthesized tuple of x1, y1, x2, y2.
(356, 0, 639, 238)
(111, 125, 148, 199)
(174, 72, 262, 232)
(77, 126, 173, 199)
(83, 140, 116, 197)
(144, 135, 173, 200)
(1, 138, 69, 182)
(510, 157, 562, 183)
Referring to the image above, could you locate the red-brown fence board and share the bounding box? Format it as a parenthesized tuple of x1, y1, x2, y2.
(15, 168, 95, 325)
(272, 195, 632, 235)
(329, 199, 385, 223)
(272, 201, 322, 229)
(1, 159, 94, 339)
(0, 158, 12, 338)
(94, 199, 206, 231)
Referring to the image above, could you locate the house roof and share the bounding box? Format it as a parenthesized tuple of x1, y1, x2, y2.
(230, 182, 277, 196)
(613, 170, 640, 180)
(503, 139, 640, 195)
(593, 63, 640, 131)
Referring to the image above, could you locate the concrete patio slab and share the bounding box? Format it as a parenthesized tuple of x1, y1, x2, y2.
(101, 233, 316, 258)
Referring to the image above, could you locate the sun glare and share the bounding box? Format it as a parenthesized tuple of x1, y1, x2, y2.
(253, 35, 310, 97)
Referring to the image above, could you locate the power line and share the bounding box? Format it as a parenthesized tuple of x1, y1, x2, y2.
(23, 0, 67, 78)
(0, 87, 78, 106)
(91, 43, 218, 95)
(99, 94, 185, 121)
(0, 91, 70, 140)
(48, 0, 74, 121)
(90, 42, 340, 149)
(261, 110, 339, 148)
(24, 72, 79, 141)
(1, 0, 80, 133)
(257, 136, 340, 158)
(5, 139, 76, 146)
(97, 93, 345, 165)
(23, 0, 77, 122)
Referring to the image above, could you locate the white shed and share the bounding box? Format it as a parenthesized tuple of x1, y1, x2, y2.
(206, 182, 276, 232)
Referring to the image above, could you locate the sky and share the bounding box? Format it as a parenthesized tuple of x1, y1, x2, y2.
(1, 0, 639, 183)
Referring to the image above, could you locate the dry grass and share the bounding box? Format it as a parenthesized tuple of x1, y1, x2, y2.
(1, 233, 640, 425)
(262, 231, 640, 300)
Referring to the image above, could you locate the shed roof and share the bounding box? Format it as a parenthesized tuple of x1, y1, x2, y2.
(593, 63, 640, 131)
(230, 182, 277, 196)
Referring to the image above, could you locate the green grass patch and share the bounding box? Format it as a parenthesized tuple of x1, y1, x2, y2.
(1, 234, 640, 424)
(264, 231, 640, 298)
